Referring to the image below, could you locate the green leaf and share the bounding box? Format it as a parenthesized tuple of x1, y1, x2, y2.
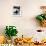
(44, 15, 46, 20)
(5, 26, 18, 39)
(36, 15, 44, 21)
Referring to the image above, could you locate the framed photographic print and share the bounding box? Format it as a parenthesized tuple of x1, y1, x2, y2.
(13, 6, 21, 16)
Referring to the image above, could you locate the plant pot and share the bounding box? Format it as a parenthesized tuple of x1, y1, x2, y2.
(7, 39, 12, 44)
(11, 36, 17, 44)
(41, 20, 46, 27)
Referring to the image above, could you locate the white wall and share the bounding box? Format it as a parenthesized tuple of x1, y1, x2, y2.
(0, 0, 46, 38)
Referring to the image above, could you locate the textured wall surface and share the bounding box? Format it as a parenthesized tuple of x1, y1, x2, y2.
(0, 0, 46, 42)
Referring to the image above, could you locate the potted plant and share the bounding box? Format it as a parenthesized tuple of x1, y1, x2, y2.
(36, 6, 46, 27)
(5, 26, 18, 43)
